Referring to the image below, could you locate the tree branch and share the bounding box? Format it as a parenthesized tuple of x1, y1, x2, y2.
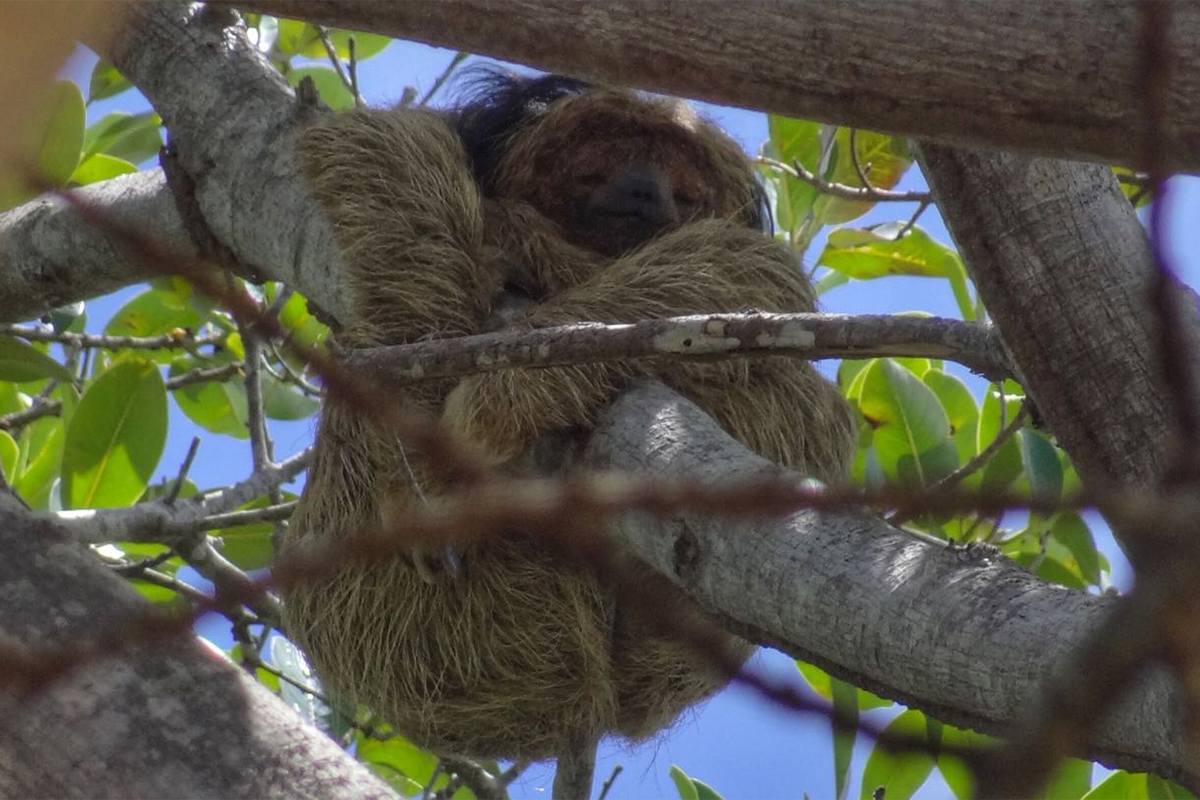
(344, 312, 1009, 385)
(225, 0, 1200, 171)
(585, 383, 1193, 786)
(0, 507, 395, 799)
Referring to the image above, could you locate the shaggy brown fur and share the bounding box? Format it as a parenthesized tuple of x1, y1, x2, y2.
(281, 86, 856, 763)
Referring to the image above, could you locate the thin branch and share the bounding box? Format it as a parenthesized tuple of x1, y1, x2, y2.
(344, 312, 1011, 385)
(165, 436, 201, 504)
(53, 447, 312, 545)
(167, 362, 242, 390)
(176, 534, 283, 625)
(933, 404, 1031, 493)
(0, 398, 61, 431)
(314, 25, 355, 98)
(597, 764, 623, 800)
(0, 324, 224, 351)
(848, 128, 872, 189)
(201, 501, 297, 529)
(419, 51, 469, 107)
(238, 319, 274, 470)
(757, 157, 931, 203)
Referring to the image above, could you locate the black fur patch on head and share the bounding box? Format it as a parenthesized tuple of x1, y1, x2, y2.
(450, 69, 592, 193)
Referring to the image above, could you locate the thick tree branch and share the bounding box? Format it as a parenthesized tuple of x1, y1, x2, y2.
(585, 383, 1192, 786)
(226, 0, 1200, 172)
(0, 507, 395, 799)
(0, 170, 186, 323)
(344, 312, 1010, 385)
(95, 2, 350, 325)
(917, 148, 1200, 511)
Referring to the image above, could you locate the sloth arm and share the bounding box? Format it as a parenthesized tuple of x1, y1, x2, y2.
(443, 219, 817, 461)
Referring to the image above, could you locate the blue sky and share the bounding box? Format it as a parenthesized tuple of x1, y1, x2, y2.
(57, 27, 1200, 799)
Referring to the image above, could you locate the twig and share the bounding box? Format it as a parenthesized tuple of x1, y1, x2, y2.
(848, 128, 872, 189)
(165, 436, 201, 504)
(343, 312, 1012, 385)
(237, 319, 274, 470)
(934, 404, 1030, 493)
(419, 51, 469, 107)
(175, 534, 283, 625)
(0, 398, 61, 431)
(438, 757, 509, 800)
(347, 35, 361, 106)
(54, 446, 313, 545)
(267, 341, 322, 396)
(166, 362, 242, 390)
(894, 198, 932, 240)
(597, 764, 623, 800)
(757, 157, 930, 203)
(200, 501, 297, 530)
(0, 324, 224, 351)
(314, 26, 356, 100)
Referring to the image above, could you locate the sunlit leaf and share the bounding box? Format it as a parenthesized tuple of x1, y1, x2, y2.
(860, 710, 934, 800)
(858, 359, 956, 486)
(81, 111, 163, 164)
(0, 431, 18, 482)
(1050, 512, 1102, 587)
(1081, 771, 1132, 800)
(88, 59, 132, 103)
(813, 128, 913, 226)
(261, 375, 320, 420)
(62, 360, 167, 509)
(923, 370, 979, 466)
(832, 678, 857, 800)
(105, 288, 203, 340)
(170, 355, 249, 439)
(1042, 759, 1093, 799)
(0, 335, 73, 382)
(71, 152, 137, 185)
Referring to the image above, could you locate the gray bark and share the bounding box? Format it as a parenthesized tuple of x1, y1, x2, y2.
(227, 0, 1200, 172)
(99, 2, 350, 326)
(0, 170, 182, 324)
(586, 383, 1191, 785)
(0, 504, 396, 800)
(0, 0, 1192, 792)
(917, 148, 1198, 529)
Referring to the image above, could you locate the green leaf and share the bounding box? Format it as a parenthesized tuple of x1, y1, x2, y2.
(669, 765, 701, 800)
(81, 111, 163, 164)
(0, 430, 18, 482)
(1049, 512, 1102, 587)
(215, 494, 294, 570)
(1018, 428, 1063, 502)
(813, 128, 913, 226)
(1042, 759, 1093, 800)
(859, 359, 956, 486)
(763, 116, 823, 237)
(978, 384, 1025, 492)
(1081, 771, 1132, 800)
(287, 66, 354, 110)
(923, 370, 979, 466)
(0, 81, 85, 210)
(296, 28, 392, 60)
(359, 736, 440, 786)
(261, 374, 320, 421)
(13, 416, 65, 508)
(831, 678, 858, 800)
(88, 59, 132, 103)
(859, 710, 934, 800)
(276, 289, 330, 352)
(273, 18, 321, 55)
(71, 152, 137, 185)
(0, 335, 73, 382)
(170, 355, 249, 439)
(817, 226, 962, 286)
(1145, 773, 1196, 799)
(62, 360, 167, 509)
(105, 288, 204, 364)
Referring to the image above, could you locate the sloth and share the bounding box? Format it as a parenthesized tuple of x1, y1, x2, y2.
(280, 71, 856, 766)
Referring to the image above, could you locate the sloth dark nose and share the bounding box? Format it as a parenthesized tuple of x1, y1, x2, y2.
(597, 165, 679, 227)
